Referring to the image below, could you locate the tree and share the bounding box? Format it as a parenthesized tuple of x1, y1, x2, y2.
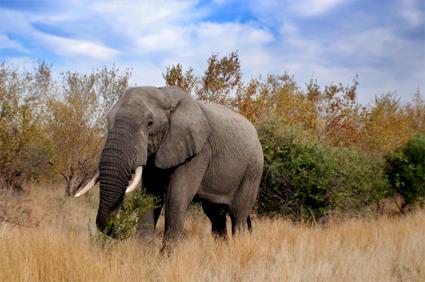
(163, 64, 196, 94)
(318, 78, 365, 147)
(0, 62, 53, 190)
(385, 134, 425, 212)
(405, 88, 425, 135)
(47, 66, 130, 196)
(362, 93, 413, 153)
(164, 51, 242, 109)
(196, 51, 242, 107)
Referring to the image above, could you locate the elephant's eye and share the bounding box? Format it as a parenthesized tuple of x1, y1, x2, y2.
(147, 121, 153, 129)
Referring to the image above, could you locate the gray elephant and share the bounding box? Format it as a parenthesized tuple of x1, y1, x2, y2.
(75, 86, 263, 247)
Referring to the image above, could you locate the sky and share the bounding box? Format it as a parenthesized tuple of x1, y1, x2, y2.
(0, 0, 424, 104)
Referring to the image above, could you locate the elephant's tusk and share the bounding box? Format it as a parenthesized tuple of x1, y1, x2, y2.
(126, 166, 143, 194)
(74, 171, 99, 198)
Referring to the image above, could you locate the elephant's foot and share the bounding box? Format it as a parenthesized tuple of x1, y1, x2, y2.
(159, 239, 177, 256)
(160, 228, 187, 254)
(159, 243, 172, 256)
(136, 224, 155, 239)
(212, 231, 228, 240)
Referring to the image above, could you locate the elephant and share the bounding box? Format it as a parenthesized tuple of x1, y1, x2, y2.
(75, 86, 263, 247)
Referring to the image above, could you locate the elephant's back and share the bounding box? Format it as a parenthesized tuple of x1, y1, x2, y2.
(198, 102, 263, 163)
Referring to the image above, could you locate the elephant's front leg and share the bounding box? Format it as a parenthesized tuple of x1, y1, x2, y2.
(162, 152, 209, 248)
(136, 193, 164, 238)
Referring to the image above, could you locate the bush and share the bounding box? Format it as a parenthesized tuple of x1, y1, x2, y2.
(330, 148, 388, 214)
(102, 192, 157, 240)
(385, 134, 425, 211)
(257, 122, 334, 222)
(256, 120, 389, 222)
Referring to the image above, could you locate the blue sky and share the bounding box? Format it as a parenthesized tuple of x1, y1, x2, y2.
(1, 0, 424, 103)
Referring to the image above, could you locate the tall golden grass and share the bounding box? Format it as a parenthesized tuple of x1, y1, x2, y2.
(0, 185, 424, 282)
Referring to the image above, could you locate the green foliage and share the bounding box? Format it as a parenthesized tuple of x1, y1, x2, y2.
(257, 120, 334, 222)
(102, 192, 157, 240)
(256, 120, 389, 222)
(385, 134, 425, 210)
(330, 148, 389, 213)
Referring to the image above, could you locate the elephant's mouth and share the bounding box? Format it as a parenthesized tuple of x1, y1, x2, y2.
(95, 165, 144, 237)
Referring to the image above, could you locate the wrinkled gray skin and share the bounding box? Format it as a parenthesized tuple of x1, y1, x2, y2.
(96, 86, 263, 247)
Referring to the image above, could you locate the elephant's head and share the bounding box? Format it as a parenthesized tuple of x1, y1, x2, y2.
(75, 86, 210, 236)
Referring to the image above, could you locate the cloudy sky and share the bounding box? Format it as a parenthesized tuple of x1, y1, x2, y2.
(1, 0, 424, 103)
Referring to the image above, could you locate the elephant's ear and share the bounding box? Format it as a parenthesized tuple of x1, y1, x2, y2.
(155, 88, 211, 169)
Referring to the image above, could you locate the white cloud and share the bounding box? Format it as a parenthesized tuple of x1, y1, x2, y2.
(89, 0, 199, 37)
(38, 33, 119, 60)
(332, 28, 409, 59)
(279, 22, 322, 59)
(191, 22, 275, 77)
(400, 0, 423, 28)
(0, 34, 25, 51)
(0, 8, 34, 35)
(329, 27, 425, 89)
(212, 0, 229, 4)
(250, 0, 350, 21)
(195, 22, 273, 49)
(0, 6, 119, 60)
(136, 27, 189, 51)
(290, 0, 350, 17)
(263, 24, 357, 95)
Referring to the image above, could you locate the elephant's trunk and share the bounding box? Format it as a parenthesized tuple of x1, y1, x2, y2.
(96, 118, 145, 236)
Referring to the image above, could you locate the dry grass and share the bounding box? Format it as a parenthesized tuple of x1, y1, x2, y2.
(0, 184, 424, 282)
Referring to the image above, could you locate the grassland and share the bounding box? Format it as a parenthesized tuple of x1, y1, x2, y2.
(0, 184, 424, 282)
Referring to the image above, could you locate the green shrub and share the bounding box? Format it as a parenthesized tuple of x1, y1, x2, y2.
(256, 120, 389, 222)
(330, 148, 388, 214)
(102, 192, 157, 240)
(385, 134, 425, 211)
(257, 122, 334, 222)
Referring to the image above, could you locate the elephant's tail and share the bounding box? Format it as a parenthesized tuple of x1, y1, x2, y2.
(247, 215, 252, 232)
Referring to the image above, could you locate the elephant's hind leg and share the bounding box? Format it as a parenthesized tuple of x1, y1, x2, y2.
(202, 202, 228, 239)
(230, 166, 261, 235)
